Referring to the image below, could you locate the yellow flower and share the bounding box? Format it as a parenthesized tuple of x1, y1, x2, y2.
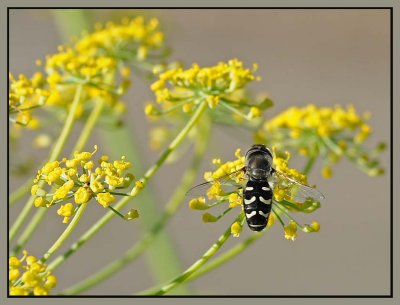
(231, 221, 243, 237)
(228, 193, 242, 208)
(57, 203, 75, 223)
(74, 187, 92, 204)
(284, 221, 298, 241)
(207, 181, 223, 200)
(96, 192, 115, 207)
(52, 180, 75, 201)
(90, 180, 104, 193)
(189, 197, 208, 210)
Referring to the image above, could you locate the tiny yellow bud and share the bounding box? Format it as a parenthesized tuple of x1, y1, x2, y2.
(9, 257, 21, 268)
(284, 221, 297, 241)
(231, 221, 242, 237)
(96, 192, 115, 207)
(9, 269, 20, 281)
(33, 286, 49, 296)
(189, 197, 208, 210)
(44, 275, 57, 289)
(34, 197, 48, 207)
(135, 180, 144, 190)
(74, 187, 92, 204)
(310, 221, 320, 232)
(322, 166, 332, 179)
(124, 209, 140, 220)
(145, 104, 158, 116)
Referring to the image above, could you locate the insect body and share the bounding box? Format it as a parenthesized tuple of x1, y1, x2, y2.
(187, 144, 324, 232)
(243, 144, 274, 231)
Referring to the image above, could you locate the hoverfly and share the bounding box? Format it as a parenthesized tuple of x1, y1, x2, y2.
(187, 144, 324, 231)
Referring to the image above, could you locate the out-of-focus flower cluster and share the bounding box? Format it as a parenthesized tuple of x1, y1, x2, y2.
(9, 72, 48, 129)
(189, 148, 321, 241)
(255, 104, 386, 178)
(9, 251, 57, 296)
(9, 16, 168, 132)
(31, 145, 139, 223)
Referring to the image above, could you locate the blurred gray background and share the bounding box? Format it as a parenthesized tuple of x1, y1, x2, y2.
(9, 9, 390, 295)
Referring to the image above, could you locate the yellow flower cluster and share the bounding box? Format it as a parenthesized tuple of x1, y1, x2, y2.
(9, 251, 57, 296)
(9, 16, 167, 131)
(31, 145, 136, 223)
(147, 59, 266, 117)
(272, 150, 307, 202)
(9, 72, 48, 128)
(256, 104, 385, 178)
(189, 147, 321, 240)
(45, 46, 117, 87)
(264, 104, 371, 141)
(75, 17, 164, 61)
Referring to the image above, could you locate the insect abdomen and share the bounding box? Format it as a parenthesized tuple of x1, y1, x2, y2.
(243, 180, 272, 231)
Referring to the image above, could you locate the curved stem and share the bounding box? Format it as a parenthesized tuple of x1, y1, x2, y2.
(60, 121, 211, 294)
(186, 230, 265, 283)
(47, 102, 208, 271)
(11, 90, 105, 255)
(137, 212, 244, 295)
(40, 202, 88, 263)
(9, 84, 84, 243)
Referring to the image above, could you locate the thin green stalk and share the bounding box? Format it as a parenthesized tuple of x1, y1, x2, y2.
(185, 230, 265, 283)
(74, 98, 106, 152)
(60, 122, 210, 294)
(9, 179, 32, 206)
(12, 87, 104, 255)
(137, 212, 245, 295)
(47, 102, 208, 271)
(10, 84, 84, 243)
(40, 202, 88, 263)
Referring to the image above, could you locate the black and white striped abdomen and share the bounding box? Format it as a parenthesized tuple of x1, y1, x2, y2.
(243, 179, 272, 231)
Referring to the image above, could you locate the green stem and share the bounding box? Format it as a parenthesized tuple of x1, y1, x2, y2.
(47, 102, 208, 271)
(137, 212, 244, 295)
(12, 87, 104, 255)
(9, 179, 32, 206)
(60, 122, 210, 294)
(40, 202, 88, 263)
(9, 84, 84, 244)
(73, 98, 106, 152)
(186, 230, 265, 283)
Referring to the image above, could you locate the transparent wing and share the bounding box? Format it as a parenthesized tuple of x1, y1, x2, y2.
(271, 169, 325, 203)
(185, 168, 246, 198)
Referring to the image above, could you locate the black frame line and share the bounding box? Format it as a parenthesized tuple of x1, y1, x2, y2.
(6, 6, 394, 298)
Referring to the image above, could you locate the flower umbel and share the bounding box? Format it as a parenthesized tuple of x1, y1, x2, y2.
(255, 104, 386, 178)
(147, 59, 271, 119)
(189, 147, 322, 240)
(31, 145, 137, 223)
(9, 251, 57, 295)
(9, 72, 48, 128)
